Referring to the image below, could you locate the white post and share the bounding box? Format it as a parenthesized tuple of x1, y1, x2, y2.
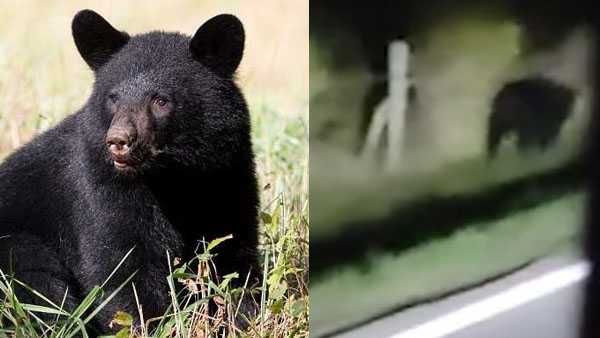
(361, 98, 388, 157)
(386, 41, 409, 171)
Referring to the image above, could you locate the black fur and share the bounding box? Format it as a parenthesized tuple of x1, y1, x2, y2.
(0, 9, 260, 333)
(487, 77, 575, 158)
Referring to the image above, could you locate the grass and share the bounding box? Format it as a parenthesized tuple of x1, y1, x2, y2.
(311, 137, 583, 238)
(311, 193, 584, 337)
(0, 1, 308, 337)
(1, 227, 308, 337)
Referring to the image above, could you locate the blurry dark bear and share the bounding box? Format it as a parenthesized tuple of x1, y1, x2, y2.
(487, 77, 575, 158)
(0, 10, 260, 333)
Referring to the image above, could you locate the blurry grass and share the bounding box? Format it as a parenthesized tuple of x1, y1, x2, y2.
(0, 1, 307, 337)
(312, 135, 582, 238)
(311, 193, 584, 337)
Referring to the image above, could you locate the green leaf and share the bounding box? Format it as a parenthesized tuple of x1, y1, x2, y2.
(206, 234, 233, 252)
(268, 220, 278, 235)
(267, 264, 285, 286)
(171, 272, 196, 280)
(290, 298, 306, 317)
(270, 298, 284, 314)
(172, 263, 188, 275)
(268, 281, 287, 301)
(219, 272, 239, 289)
(115, 327, 131, 338)
(21, 303, 68, 315)
(271, 204, 281, 233)
(196, 252, 212, 262)
(112, 311, 133, 327)
(260, 211, 272, 224)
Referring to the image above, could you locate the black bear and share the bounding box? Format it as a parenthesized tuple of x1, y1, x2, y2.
(487, 77, 576, 158)
(0, 9, 259, 333)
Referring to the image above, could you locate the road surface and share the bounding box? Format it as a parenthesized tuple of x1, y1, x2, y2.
(331, 255, 587, 338)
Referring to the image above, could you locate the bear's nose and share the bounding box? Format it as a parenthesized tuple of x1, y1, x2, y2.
(106, 128, 134, 156)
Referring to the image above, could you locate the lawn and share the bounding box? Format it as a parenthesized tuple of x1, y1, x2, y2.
(0, 1, 308, 337)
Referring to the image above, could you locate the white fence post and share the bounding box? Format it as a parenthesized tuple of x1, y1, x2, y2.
(386, 40, 409, 171)
(360, 40, 409, 171)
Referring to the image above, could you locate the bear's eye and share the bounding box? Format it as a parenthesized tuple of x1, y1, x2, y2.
(150, 95, 173, 116)
(152, 97, 168, 107)
(108, 93, 119, 104)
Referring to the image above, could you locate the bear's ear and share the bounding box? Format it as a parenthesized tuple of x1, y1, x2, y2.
(72, 9, 129, 71)
(190, 14, 245, 77)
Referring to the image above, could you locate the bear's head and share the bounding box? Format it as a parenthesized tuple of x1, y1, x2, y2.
(72, 10, 251, 176)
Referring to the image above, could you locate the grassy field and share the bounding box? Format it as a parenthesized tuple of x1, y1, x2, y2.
(312, 138, 582, 238)
(0, 1, 308, 337)
(312, 193, 584, 336)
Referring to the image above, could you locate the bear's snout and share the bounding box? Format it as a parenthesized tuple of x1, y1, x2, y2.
(106, 126, 136, 168)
